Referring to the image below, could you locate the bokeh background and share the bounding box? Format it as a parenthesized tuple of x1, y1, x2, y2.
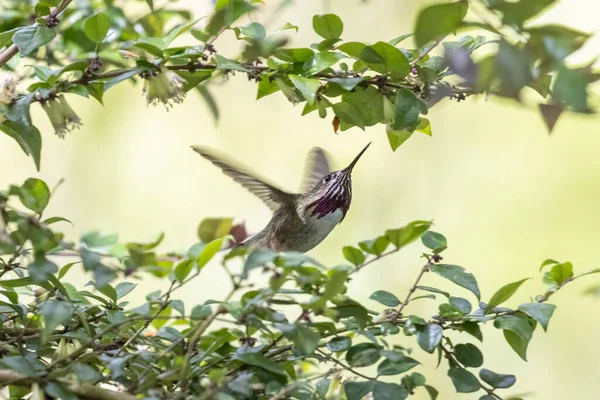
(2, 0, 600, 398)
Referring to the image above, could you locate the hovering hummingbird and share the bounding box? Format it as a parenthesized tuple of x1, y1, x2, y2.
(191, 143, 371, 253)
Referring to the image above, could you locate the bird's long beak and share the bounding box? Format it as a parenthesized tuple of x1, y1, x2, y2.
(344, 142, 371, 173)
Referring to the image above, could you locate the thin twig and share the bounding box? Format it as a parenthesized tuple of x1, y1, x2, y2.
(316, 349, 374, 381)
(410, 34, 448, 66)
(396, 256, 434, 316)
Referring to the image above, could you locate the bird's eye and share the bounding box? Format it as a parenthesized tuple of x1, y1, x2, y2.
(323, 175, 332, 183)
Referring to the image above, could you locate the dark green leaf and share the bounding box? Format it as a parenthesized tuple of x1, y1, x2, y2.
(517, 303, 556, 332)
(43, 216, 74, 227)
(485, 278, 530, 312)
(553, 66, 588, 112)
(312, 14, 343, 39)
(144, 0, 153, 10)
(417, 286, 450, 297)
(495, 40, 532, 98)
(454, 343, 483, 367)
(479, 368, 516, 389)
(280, 323, 320, 356)
(346, 343, 381, 367)
(414, 2, 468, 48)
(373, 382, 408, 400)
(28, 255, 58, 283)
(191, 304, 212, 320)
(360, 42, 410, 78)
(462, 321, 483, 342)
(214, 54, 249, 72)
(422, 231, 447, 250)
(430, 264, 481, 299)
(491, 0, 556, 27)
(448, 368, 479, 393)
(377, 355, 420, 376)
(393, 88, 428, 131)
(17, 178, 50, 214)
(344, 381, 374, 400)
(45, 382, 77, 400)
(417, 323, 442, 353)
(494, 314, 536, 341)
(13, 26, 56, 57)
(539, 103, 564, 133)
(425, 385, 439, 400)
(115, 282, 136, 299)
(234, 352, 285, 376)
(84, 12, 110, 43)
(1, 94, 42, 170)
(326, 336, 351, 352)
(40, 300, 73, 340)
(503, 330, 529, 361)
(369, 290, 401, 307)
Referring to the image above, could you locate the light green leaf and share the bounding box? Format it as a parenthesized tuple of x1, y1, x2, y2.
(312, 14, 343, 39)
(197, 218, 232, 242)
(430, 264, 481, 299)
(518, 302, 556, 332)
(326, 336, 351, 352)
(385, 220, 432, 248)
(343, 246, 365, 266)
(414, 2, 468, 48)
(485, 278, 530, 312)
(447, 368, 479, 393)
(13, 26, 56, 56)
(16, 178, 50, 214)
(84, 12, 110, 43)
(197, 237, 225, 269)
(289, 75, 321, 105)
(369, 290, 401, 307)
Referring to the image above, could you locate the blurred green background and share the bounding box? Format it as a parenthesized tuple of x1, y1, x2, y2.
(2, 0, 600, 398)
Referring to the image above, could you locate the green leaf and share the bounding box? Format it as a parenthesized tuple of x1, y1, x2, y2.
(115, 282, 136, 299)
(359, 42, 410, 79)
(346, 343, 381, 367)
(191, 304, 212, 320)
(17, 178, 50, 214)
(279, 323, 320, 356)
(539, 103, 564, 133)
(312, 14, 343, 39)
(1, 94, 42, 170)
(548, 261, 573, 285)
(393, 88, 427, 131)
(196, 85, 220, 122)
(236, 22, 266, 40)
(43, 216, 73, 227)
(343, 246, 365, 266)
(503, 329, 529, 361)
(326, 336, 351, 352)
(377, 355, 420, 376)
(344, 381, 375, 400)
(479, 369, 516, 389)
(425, 385, 439, 400)
(491, 0, 556, 27)
(430, 264, 481, 299)
(417, 323, 442, 353)
(369, 290, 401, 307)
(304, 51, 343, 75)
(234, 352, 285, 376)
(132, 42, 164, 58)
(174, 259, 194, 282)
(28, 255, 58, 283)
(310, 270, 348, 309)
(144, 0, 153, 10)
(454, 343, 483, 367)
(58, 262, 79, 279)
(495, 40, 532, 98)
(332, 102, 365, 130)
(421, 231, 447, 250)
(540, 258, 559, 271)
(289, 75, 321, 105)
(386, 125, 413, 151)
(461, 321, 483, 341)
(198, 218, 232, 242)
(197, 237, 225, 269)
(414, 2, 468, 48)
(275, 48, 314, 63)
(518, 303, 556, 332)
(485, 278, 530, 312)
(447, 368, 479, 393)
(257, 76, 280, 99)
(13, 26, 56, 57)
(373, 382, 408, 400)
(494, 314, 536, 341)
(358, 236, 389, 256)
(553, 66, 588, 112)
(40, 300, 73, 340)
(214, 54, 249, 72)
(84, 12, 110, 43)
(385, 220, 432, 248)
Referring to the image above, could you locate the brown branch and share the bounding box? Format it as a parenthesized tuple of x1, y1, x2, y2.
(0, 370, 136, 400)
(396, 256, 434, 316)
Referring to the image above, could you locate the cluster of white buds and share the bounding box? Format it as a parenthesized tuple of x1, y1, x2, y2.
(0, 76, 17, 125)
(40, 94, 82, 138)
(142, 65, 186, 110)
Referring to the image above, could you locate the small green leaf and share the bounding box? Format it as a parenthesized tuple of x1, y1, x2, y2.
(214, 54, 249, 72)
(279, 323, 320, 356)
(58, 262, 79, 279)
(191, 304, 212, 320)
(115, 282, 136, 299)
(304, 51, 343, 75)
(479, 368, 516, 389)
(539, 258, 559, 271)
(503, 329, 529, 361)
(358, 236, 389, 256)
(359, 42, 410, 79)
(425, 385, 439, 400)
(461, 321, 483, 341)
(495, 40, 533, 98)
(421, 231, 447, 250)
(373, 382, 408, 400)
(174, 259, 194, 282)
(84, 12, 110, 43)
(377, 355, 420, 376)
(346, 343, 381, 367)
(257, 76, 280, 99)
(197, 237, 225, 269)
(343, 246, 365, 266)
(312, 14, 343, 39)
(447, 368, 479, 393)
(144, 0, 153, 10)
(494, 313, 536, 341)
(417, 323, 442, 353)
(28, 255, 58, 283)
(344, 381, 374, 400)
(548, 261, 573, 285)
(454, 343, 483, 367)
(385, 220, 432, 248)
(369, 290, 401, 307)
(43, 216, 74, 227)
(414, 2, 468, 48)
(386, 125, 413, 151)
(517, 303, 556, 332)
(485, 278, 530, 312)
(394, 88, 427, 131)
(289, 75, 321, 105)
(234, 352, 286, 376)
(40, 300, 73, 340)
(430, 264, 481, 299)
(13, 26, 56, 57)
(17, 178, 50, 214)
(326, 336, 352, 352)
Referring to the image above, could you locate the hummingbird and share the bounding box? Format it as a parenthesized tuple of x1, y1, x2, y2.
(191, 143, 371, 253)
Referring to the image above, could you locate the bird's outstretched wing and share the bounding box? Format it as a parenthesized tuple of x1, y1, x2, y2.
(192, 146, 296, 211)
(299, 147, 330, 192)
